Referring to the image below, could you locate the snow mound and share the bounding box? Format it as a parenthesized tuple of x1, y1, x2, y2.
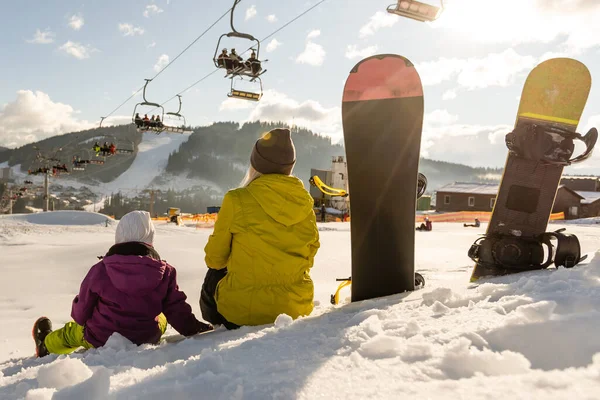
(0, 211, 115, 226)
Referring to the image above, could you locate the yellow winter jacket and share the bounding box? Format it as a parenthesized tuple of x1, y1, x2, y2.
(204, 174, 320, 326)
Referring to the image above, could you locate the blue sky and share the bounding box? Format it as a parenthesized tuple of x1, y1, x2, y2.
(2, 0, 600, 171)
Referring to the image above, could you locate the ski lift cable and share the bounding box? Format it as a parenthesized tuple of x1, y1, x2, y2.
(100, 3, 241, 123)
(154, 0, 328, 109)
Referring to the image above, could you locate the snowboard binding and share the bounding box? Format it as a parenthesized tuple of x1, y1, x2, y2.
(468, 228, 586, 278)
(505, 123, 598, 166)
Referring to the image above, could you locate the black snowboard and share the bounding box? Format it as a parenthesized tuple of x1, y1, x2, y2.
(342, 54, 424, 302)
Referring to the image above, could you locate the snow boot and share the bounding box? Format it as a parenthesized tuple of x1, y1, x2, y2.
(32, 317, 53, 358)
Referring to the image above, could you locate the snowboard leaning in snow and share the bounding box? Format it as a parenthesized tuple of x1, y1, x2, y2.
(468, 57, 597, 281)
(342, 54, 424, 301)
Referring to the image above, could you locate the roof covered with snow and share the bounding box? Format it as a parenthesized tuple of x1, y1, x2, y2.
(436, 182, 499, 195)
(561, 175, 600, 180)
(575, 191, 600, 205)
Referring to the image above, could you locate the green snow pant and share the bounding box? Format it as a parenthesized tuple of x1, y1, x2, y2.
(45, 313, 168, 354)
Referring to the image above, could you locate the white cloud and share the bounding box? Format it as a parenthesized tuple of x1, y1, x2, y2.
(58, 41, 96, 60)
(359, 11, 397, 38)
(432, 0, 600, 52)
(220, 98, 256, 112)
(266, 38, 282, 52)
(26, 29, 55, 44)
(0, 90, 94, 148)
(144, 5, 164, 18)
(307, 30, 321, 40)
(99, 115, 131, 127)
(457, 50, 536, 89)
(266, 14, 277, 23)
(442, 89, 457, 100)
(251, 90, 342, 142)
(295, 31, 325, 67)
(345, 44, 378, 60)
(147, 41, 156, 48)
(68, 13, 84, 31)
(154, 54, 169, 72)
(245, 5, 257, 20)
(416, 48, 536, 89)
(419, 109, 511, 167)
(296, 42, 326, 66)
(119, 23, 145, 36)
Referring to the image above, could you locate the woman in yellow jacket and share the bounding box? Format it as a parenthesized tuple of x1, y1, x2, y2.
(201, 128, 320, 329)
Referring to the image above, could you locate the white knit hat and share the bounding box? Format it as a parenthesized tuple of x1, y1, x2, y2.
(115, 210, 155, 245)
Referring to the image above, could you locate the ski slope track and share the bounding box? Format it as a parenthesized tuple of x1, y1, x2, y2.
(2, 132, 192, 196)
(1, 220, 600, 399)
(105, 132, 191, 192)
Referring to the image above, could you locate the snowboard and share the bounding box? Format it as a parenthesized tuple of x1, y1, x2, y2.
(469, 58, 595, 282)
(342, 54, 424, 302)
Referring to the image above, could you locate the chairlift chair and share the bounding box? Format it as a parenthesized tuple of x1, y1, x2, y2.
(162, 95, 193, 134)
(387, 0, 444, 22)
(132, 79, 166, 133)
(214, 0, 267, 96)
(228, 76, 263, 102)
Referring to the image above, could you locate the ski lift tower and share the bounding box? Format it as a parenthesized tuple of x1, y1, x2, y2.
(0, 167, 12, 183)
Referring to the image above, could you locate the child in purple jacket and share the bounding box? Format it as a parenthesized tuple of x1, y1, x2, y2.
(32, 210, 212, 357)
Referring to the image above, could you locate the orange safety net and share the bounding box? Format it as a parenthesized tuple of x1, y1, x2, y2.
(415, 211, 565, 223)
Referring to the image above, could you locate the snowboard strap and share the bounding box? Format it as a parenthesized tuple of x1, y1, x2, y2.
(539, 228, 587, 268)
(468, 228, 585, 273)
(505, 124, 598, 166)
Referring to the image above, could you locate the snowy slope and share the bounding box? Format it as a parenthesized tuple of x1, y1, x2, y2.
(1, 221, 600, 399)
(4, 133, 222, 199)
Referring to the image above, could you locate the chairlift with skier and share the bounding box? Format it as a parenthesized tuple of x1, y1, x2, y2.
(214, 0, 267, 101)
(132, 80, 192, 134)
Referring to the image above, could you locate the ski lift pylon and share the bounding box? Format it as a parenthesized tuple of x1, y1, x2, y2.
(387, 0, 444, 22)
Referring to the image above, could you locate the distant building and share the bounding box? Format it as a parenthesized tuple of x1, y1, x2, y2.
(553, 185, 584, 219)
(560, 176, 600, 192)
(436, 182, 583, 219)
(435, 182, 498, 212)
(576, 191, 600, 218)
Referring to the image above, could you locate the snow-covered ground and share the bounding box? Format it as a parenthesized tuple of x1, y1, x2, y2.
(1, 214, 600, 399)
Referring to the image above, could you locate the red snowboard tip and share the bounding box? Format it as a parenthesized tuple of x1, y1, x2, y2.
(343, 55, 423, 102)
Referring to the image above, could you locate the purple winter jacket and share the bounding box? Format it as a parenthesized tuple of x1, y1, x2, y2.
(71, 250, 205, 348)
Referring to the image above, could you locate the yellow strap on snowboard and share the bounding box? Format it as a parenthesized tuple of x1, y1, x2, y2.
(330, 278, 352, 305)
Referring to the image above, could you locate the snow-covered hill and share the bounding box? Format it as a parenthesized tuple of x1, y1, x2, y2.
(1, 218, 600, 399)
(3, 132, 223, 216)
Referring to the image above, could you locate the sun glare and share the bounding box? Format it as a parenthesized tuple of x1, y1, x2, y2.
(431, 0, 551, 45)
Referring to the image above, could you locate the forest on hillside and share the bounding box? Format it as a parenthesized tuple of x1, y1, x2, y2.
(165, 121, 345, 188)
